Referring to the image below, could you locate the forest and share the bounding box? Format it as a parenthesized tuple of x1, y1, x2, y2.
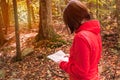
(0, 0, 120, 80)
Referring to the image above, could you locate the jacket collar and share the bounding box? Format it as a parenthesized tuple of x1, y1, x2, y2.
(75, 20, 101, 34)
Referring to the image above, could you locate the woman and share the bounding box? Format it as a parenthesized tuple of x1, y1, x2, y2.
(58, 0, 102, 80)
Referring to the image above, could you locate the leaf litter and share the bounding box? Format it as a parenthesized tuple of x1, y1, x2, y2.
(0, 23, 120, 80)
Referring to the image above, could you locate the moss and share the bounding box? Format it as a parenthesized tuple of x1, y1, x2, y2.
(34, 35, 67, 49)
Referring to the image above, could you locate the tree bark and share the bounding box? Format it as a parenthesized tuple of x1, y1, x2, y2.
(26, 0, 32, 29)
(0, 0, 10, 34)
(96, 0, 99, 19)
(0, 9, 6, 46)
(13, 0, 21, 61)
(36, 0, 56, 41)
(116, 0, 120, 48)
(116, 0, 120, 29)
(31, 6, 35, 23)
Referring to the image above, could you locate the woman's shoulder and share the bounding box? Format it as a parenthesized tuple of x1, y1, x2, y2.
(74, 31, 89, 42)
(74, 30, 94, 45)
(75, 30, 91, 38)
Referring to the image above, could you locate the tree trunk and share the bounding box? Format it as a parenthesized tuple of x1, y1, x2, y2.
(116, 0, 120, 29)
(26, 0, 32, 29)
(116, 0, 120, 48)
(96, 0, 99, 19)
(13, 0, 21, 61)
(31, 6, 35, 23)
(0, 9, 6, 46)
(0, 0, 10, 34)
(57, 0, 62, 17)
(36, 0, 56, 41)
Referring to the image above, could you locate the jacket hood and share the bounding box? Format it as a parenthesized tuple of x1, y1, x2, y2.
(75, 20, 101, 34)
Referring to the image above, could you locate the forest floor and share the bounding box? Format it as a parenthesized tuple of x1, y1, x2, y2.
(0, 22, 120, 80)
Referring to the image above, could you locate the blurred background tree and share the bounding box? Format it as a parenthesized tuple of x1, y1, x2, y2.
(35, 0, 57, 41)
(0, 8, 6, 46)
(116, 0, 120, 49)
(0, 0, 10, 34)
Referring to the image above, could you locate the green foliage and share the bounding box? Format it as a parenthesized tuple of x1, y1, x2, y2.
(35, 35, 67, 49)
(47, 38, 67, 49)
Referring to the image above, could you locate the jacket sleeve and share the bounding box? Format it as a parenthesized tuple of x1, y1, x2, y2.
(59, 34, 90, 78)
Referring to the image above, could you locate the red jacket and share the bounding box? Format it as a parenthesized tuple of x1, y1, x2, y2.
(59, 20, 102, 80)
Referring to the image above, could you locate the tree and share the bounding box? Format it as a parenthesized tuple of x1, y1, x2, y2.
(116, 0, 120, 48)
(31, 5, 35, 23)
(0, 9, 6, 46)
(0, 0, 10, 34)
(96, 0, 99, 19)
(36, 0, 56, 41)
(26, 0, 32, 29)
(13, 0, 22, 61)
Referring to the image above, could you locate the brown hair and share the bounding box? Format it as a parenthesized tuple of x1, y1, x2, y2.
(63, 0, 91, 33)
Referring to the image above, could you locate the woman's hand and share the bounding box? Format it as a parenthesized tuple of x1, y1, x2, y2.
(64, 54, 70, 57)
(57, 60, 63, 65)
(57, 54, 69, 64)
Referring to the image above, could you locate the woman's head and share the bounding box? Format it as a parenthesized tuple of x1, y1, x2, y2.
(63, 0, 91, 33)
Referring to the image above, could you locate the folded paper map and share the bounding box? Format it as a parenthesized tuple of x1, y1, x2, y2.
(47, 50, 69, 62)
